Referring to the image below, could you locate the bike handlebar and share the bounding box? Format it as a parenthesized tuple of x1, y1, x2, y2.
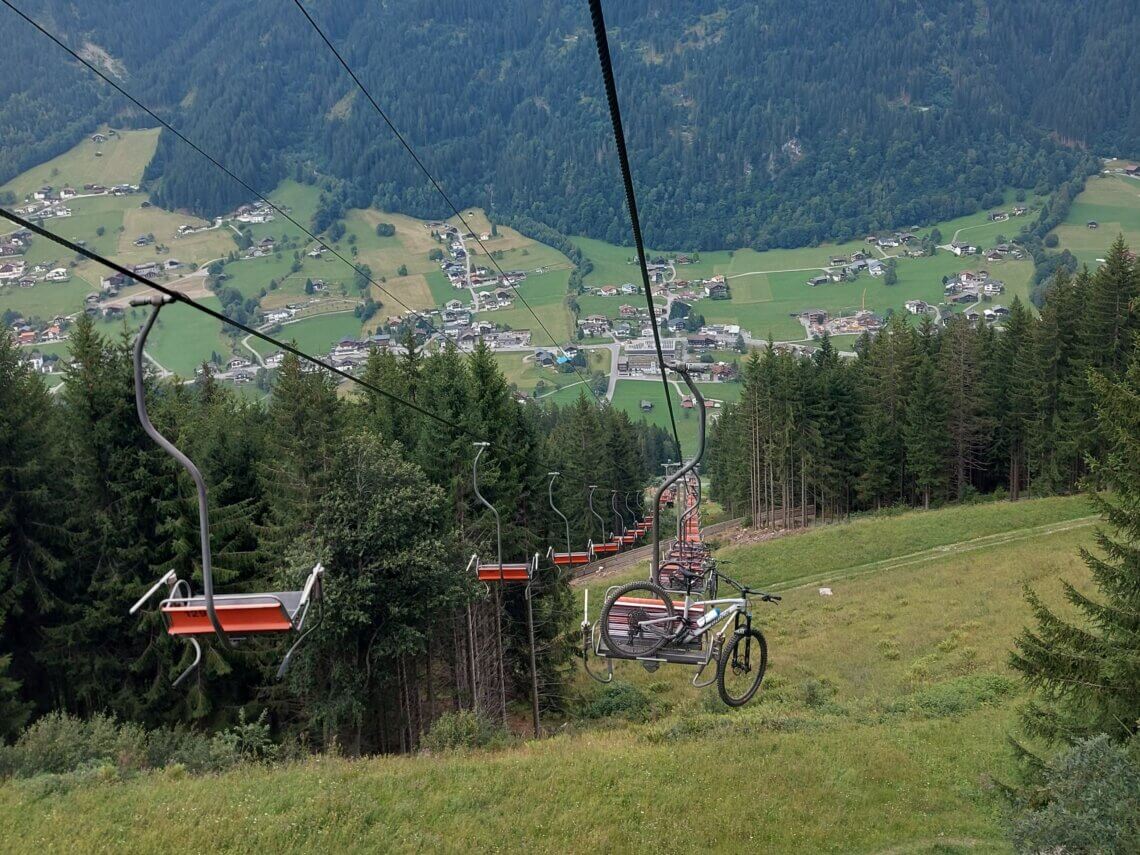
(715, 569, 780, 603)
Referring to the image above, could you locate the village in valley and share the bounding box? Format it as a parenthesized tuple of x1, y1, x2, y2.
(4, 127, 1140, 430)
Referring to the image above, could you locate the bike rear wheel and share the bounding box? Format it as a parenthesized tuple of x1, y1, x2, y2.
(600, 581, 678, 658)
(716, 628, 768, 706)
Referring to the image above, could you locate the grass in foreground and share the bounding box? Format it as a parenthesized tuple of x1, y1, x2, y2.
(0, 495, 1100, 853)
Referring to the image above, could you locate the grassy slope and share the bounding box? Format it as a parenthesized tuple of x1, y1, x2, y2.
(0, 495, 1099, 853)
(574, 190, 1041, 343)
(0, 127, 160, 199)
(1050, 173, 1140, 269)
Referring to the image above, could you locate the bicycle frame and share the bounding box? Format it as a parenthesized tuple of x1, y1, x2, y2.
(634, 592, 751, 648)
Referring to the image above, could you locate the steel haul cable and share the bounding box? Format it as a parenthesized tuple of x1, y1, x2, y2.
(289, 0, 605, 407)
(0, 0, 453, 339)
(585, 0, 683, 454)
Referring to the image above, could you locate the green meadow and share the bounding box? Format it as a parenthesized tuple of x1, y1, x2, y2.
(250, 311, 364, 358)
(1050, 173, 1140, 269)
(0, 495, 1100, 853)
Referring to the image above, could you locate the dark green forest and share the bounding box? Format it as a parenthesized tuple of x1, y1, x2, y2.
(1, 237, 1137, 755)
(708, 238, 1140, 520)
(0, 326, 673, 752)
(1, 1, 1135, 249)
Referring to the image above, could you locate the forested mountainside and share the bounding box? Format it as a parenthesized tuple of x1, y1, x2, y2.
(2, 1, 1136, 248)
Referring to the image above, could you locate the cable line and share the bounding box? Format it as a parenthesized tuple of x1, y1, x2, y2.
(0, 207, 635, 497)
(585, 0, 682, 453)
(289, 0, 604, 406)
(0, 0, 497, 355)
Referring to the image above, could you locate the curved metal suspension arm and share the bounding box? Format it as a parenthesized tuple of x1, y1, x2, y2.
(587, 484, 606, 541)
(611, 490, 626, 534)
(472, 442, 502, 571)
(678, 469, 702, 537)
(652, 365, 707, 578)
(622, 492, 637, 525)
(548, 472, 571, 556)
(131, 296, 230, 649)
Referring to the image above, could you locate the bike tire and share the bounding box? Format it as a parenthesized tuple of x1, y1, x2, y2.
(600, 580, 677, 658)
(716, 627, 768, 707)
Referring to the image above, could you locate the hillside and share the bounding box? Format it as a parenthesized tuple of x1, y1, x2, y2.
(3, 1, 1134, 248)
(0, 496, 1098, 853)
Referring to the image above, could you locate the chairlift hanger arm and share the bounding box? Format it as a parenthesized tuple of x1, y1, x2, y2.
(548, 471, 572, 557)
(131, 296, 231, 649)
(651, 365, 707, 577)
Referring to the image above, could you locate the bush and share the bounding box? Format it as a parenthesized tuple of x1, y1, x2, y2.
(889, 674, 1018, 719)
(579, 682, 655, 722)
(799, 677, 837, 709)
(1010, 734, 1140, 854)
(210, 709, 277, 763)
(0, 712, 258, 781)
(422, 711, 504, 752)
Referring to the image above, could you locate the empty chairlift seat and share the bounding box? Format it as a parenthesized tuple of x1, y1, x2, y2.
(548, 546, 592, 567)
(592, 539, 621, 556)
(468, 553, 539, 583)
(161, 565, 324, 636)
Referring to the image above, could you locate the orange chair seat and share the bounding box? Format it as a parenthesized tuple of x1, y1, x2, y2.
(477, 563, 531, 582)
(593, 542, 620, 555)
(552, 551, 591, 566)
(162, 592, 302, 636)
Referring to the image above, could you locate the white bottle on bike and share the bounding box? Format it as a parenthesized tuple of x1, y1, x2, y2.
(693, 606, 720, 632)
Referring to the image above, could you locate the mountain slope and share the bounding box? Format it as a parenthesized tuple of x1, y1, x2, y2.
(0, 496, 1097, 852)
(1, 1, 1134, 248)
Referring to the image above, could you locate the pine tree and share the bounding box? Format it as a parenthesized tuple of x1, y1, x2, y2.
(0, 329, 63, 716)
(1011, 357, 1140, 743)
(905, 355, 950, 509)
(939, 316, 990, 499)
(45, 317, 176, 720)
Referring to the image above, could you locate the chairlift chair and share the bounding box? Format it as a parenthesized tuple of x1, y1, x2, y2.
(611, 491, 638, 546)
(470, 443, 540, 582)
(127, 296, 324, 686)
(581, 365, 718, 676)
(545, 473, 592, 567)
(587, 485, 620, 555)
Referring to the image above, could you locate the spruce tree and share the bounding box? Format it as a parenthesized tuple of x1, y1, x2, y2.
(1011, 357, 1140, 743)
(905, 355, 950, 509)
(0, 329, 63, 716)
(939, 316, 990, 499)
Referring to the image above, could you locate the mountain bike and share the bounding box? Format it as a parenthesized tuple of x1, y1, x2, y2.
(599, 567, 779, 706)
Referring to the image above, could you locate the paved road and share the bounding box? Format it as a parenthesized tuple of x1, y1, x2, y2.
(582, 341, 621, 400)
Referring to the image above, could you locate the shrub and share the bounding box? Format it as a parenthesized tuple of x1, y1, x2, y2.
(0, 712, 242, 780)
(579, 682, 654, 722)
(1010, 734, 1140, 854)
(210, 709, 278, 763)
(0, 713, 140, 778)
(422, 710, 504, 752)
(799, 677, 837, 709)
(889, 674, 1018, 719)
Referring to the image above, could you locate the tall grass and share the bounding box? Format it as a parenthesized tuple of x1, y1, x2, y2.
(0, 496, 1100, 853)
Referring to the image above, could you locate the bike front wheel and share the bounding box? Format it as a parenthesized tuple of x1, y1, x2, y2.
(600, 580, 678, 658)
(716, 628, 768, 706)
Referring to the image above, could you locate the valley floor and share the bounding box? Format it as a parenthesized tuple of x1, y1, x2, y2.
(0, 495, 1097, 854)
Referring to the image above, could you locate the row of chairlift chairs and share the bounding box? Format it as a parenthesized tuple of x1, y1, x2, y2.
(580, 367, 777, 705)
(126, 295, 659, 694)
(125, 301, 764, 710)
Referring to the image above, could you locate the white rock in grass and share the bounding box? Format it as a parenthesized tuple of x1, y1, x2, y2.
(818, 587, 833, 596)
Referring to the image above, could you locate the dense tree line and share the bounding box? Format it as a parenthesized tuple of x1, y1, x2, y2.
(707, 238, 1140, 520)
(1, 1, 1133, 249)
(0, 324, 672, 751)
